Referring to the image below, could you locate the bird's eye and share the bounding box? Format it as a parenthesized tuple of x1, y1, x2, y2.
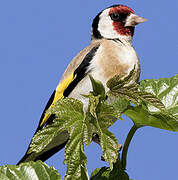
(110, 13, 120, 21)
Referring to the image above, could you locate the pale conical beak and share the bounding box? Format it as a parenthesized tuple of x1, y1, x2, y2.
(124, 13, 147, 27)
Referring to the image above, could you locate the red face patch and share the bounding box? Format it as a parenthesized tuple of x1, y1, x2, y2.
(109, 5, 135, 37)
(109, 5, 134, 15)
(112, 21, 134, 36)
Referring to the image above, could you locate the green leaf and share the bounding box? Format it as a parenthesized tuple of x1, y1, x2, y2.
(139, 74, 178, 117)
(109, 84, 165, 111)
(92, 103, 119, 169)
(125, 75, 178, 131)
(28, 98, 90, 179)
(52, 99, 89, 180)
(107, 67, 165, 112)
(97, 102, 120, 128)
(86, 78, 120, 169)
(87, 93, 100, 118)
(98, 128, 119, 169)
(86, 92, 119, 169)
(90, 160, 129, 180)
(110, 96, 130, 117)
(0, 161, 61, 180)
(83, 113, 96, 146)
(90, 167, 110, 180)
(107, 66, 137, 91)
(28, 125, 68, 154)
(87, 95, 125, 131)
(64, 119, 89, 180)
(109, 160, 129, 180)
(89, 75, 106, 99)
(125, 104, 178, 131)
(28, 98, 83, 154)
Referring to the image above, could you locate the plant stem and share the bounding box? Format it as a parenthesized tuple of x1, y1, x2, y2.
(121, 125, 139, 170)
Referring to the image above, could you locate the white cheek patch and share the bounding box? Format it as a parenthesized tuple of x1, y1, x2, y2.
(98, 9, 119, 39)
(97, 9, 133, 42)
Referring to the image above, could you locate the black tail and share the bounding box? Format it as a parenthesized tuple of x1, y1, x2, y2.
(17, 139, 67, 165)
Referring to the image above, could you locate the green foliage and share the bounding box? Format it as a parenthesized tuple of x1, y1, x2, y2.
(61, 100, 88, 180)
(86, 78, 120, 169)
(107, 69, 165, 111)
(28, 98, 84, 154)
(139, 74, 178, 118)
(125, 75, 178, 131)
(89, 75, 106, 100)
(0, 161, 61, 180)
(90, 160, 129, 180)
(1, 72, 178, 180)
(29, 98, 90, 179)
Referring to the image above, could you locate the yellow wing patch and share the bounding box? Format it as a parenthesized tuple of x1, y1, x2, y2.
(40, 73, 76, 127)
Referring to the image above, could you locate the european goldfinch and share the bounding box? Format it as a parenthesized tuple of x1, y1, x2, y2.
(17, 4, 146, 164)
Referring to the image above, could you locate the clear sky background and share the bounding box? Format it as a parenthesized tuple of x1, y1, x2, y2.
(0, 1, 178, 180)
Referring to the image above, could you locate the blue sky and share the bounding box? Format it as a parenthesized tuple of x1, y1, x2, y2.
(0, 0, 178, 179)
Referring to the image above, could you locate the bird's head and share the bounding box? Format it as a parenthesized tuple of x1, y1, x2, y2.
(92, 4, 146, 42)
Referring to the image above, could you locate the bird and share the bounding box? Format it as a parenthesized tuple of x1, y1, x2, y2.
(17, 4, 146, 164)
